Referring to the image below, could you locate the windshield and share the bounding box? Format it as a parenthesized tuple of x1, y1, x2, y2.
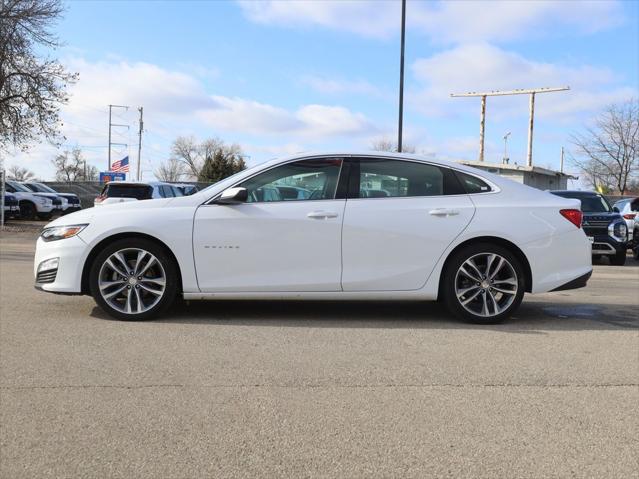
(32, 182, 56, 193)
(7, 181, 31, 192)
(580, 195, 612, 213)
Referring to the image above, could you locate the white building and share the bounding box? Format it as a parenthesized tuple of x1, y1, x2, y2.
(458, 161, 577, 191)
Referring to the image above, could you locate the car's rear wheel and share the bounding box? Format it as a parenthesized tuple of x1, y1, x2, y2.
(442, 243, 525, 324)
(89, 238, 178, 320)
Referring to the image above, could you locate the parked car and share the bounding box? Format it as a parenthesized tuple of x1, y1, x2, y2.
(22, 182, 82, 214)
(35, 152, 593, 323)
(612, 197, 638, 246)
(174, 183, 199, 196)
(3, 192, 21, 218)
(15, 181, 68, 215)
(94, 181, 184, 206)
(550, 190, 628, 265)
(4, 180, 55, 220)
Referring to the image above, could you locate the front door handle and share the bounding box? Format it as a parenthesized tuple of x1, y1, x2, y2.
(429, 208, 460, 217)
(307, 211, 339, 219)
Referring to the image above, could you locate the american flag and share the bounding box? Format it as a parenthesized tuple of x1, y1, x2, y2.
(110, 156, 130, 173)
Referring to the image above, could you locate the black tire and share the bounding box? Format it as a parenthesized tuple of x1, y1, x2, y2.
(89, 238, 178, 321)
(442, 243, 525, 324)
(633, 247, 639, 261)
(610, 250, 626, 266)
(19, 201, 36, 220)
(37, 212, 52, 221)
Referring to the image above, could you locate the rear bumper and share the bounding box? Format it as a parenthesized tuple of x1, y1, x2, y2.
(550, 270, 592, 292)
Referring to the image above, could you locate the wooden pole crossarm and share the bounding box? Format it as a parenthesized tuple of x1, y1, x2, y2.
(450, 86, 570, 98)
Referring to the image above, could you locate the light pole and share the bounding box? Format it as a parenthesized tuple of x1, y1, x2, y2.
(502, 132, 511, 164)
(397, 0, 406, 153)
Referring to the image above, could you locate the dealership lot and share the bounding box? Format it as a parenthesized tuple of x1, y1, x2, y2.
(1, 226, 638, 478)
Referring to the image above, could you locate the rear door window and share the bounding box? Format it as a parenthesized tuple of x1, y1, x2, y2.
(351, 158, 465, 198)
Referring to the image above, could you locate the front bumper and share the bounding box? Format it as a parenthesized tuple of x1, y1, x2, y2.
(33, 235, 88, 294)
(589, 235, 626, 255)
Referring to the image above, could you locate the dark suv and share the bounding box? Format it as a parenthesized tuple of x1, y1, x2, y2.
(549, 190, 628, 265)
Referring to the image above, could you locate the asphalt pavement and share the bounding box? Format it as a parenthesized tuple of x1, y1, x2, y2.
(1, 226, 638, 478)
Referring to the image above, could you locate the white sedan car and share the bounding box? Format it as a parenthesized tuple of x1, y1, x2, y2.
(34, 152, 592, 324)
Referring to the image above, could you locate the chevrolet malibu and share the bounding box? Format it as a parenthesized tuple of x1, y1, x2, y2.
(34, 152, 592, 323)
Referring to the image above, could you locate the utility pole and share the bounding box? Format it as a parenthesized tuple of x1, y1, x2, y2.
(107, 104, 129, 170)
(526, 92, 535, 166)
(450, 86, 569, 166)
(560, 146, 565, 173)
(502, 132, 511, 164)
(478, 95, 486, 161)
(397, 0, 406, 153)
(136, 107, 144, 181)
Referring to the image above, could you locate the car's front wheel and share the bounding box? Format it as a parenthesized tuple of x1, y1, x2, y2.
(442, 243, 525, 324)
(19, 201, 36, 220)
(89, 238, 178, 320)
(610, 250, 626, 266)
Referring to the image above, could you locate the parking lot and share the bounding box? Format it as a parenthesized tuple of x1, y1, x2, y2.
(1, 224, 638, 478)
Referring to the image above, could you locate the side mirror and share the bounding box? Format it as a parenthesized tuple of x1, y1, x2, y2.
(613, 206, 620, 213)
(215, 187, 248, 205)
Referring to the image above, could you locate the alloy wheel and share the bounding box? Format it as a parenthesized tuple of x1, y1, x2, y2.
(98, 248, 166, 315)
(454, 252, 518, 318)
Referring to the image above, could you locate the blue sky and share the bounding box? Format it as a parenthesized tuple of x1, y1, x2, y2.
(13, 0, 639, 181)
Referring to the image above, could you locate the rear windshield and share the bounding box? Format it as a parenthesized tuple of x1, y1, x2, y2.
(103, 184, 153, 200)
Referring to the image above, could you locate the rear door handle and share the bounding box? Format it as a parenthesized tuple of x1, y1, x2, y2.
(307, 211, 339, 219)
(429, 208, 460, 217)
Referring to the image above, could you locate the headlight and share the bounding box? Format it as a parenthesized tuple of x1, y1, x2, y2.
(609, 221, 627, 241)
(41, 224, 88, 242)
(34, 196, 51, 205)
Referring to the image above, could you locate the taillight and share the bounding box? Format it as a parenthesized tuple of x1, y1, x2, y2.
(560, 209, 582, 228)
(623, 213, 636, 220)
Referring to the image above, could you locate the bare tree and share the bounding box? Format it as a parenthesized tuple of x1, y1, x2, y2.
(7, 164, 35, 181)
(370, 137, 416, 154)
(170, 135, 246, 181)
(155, 157, 185, 182)
(571, 99, 638, 194)
(51, 147, 95, 181)
(171, 136, 201, 179)
(0, 0, 78, 152)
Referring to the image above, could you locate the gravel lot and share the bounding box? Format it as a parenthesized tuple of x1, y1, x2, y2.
(1, 225, 638, 478)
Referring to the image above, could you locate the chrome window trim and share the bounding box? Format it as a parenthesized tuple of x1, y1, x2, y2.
(201, 154, 500, 206)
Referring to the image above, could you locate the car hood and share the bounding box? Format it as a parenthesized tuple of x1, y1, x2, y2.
(45, 198, 174, 228)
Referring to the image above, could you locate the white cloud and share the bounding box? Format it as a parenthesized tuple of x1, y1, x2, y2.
(410, 43, 636, 119)
(198, 97, 375, 138)
(237, 0, 623, 42)
(8, 58, 378, 179)
(238, 0, 398, 38)
(409, 0, 622, 44)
